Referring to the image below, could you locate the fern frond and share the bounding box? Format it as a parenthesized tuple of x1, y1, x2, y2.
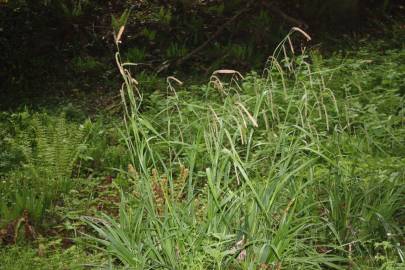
(31, 114, 88, 180)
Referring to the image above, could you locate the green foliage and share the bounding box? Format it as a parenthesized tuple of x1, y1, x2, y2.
(0, 8, 404, 268)
(0, 113, 90, 228)
(111, 8, 131, 33)
(83, 32, 405, 269)
(141, 28, 157, 41)
(55, 0, 90, 18)
(29, 114, 89, 180)
(227, 43, 254, 62)
(0, 111, 32, 175)
(123, 47, 146, 63)
(166, 42, 189, 59)
(82, 118, 129, 174)
(136, 72, 165, 91)
(156, 7, 172, 24)
(0, 243, 103, 269)
(70, 56, 105, 73)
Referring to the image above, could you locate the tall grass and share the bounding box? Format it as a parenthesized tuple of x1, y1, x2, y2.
(84, 29, 405, 269)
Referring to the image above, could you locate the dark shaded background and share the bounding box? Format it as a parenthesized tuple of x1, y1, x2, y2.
(0, 0, 403, 109)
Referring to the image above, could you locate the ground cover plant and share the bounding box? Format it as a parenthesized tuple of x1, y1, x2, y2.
(0, 112, 91, 240)
(78, 29, 404, 269)
(0, 25, 404, 270)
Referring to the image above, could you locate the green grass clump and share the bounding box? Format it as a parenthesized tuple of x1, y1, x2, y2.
(83, 30, 405, 269)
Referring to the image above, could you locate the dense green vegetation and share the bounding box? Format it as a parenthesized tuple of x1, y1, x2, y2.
(1, 26, 404, 268)
(1, 1, 404, 269)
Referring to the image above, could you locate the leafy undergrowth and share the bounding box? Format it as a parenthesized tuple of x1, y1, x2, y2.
(1, 33, 404, 269)
(0, 243, 103, 270)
